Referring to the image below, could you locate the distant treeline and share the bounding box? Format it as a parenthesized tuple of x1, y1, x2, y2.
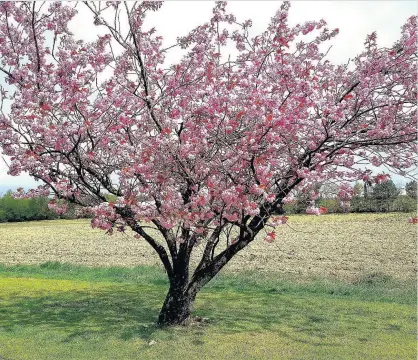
(284, 195, 417, 215)
(284, 180, 417, 214)
(0, 180, 416, 222)
(0, 191, 82, 223)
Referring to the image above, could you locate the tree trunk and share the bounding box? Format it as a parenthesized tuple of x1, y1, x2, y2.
(156, 213, 269, 326)
(157, 286, 195, 326)
(157, 251, 196, 326)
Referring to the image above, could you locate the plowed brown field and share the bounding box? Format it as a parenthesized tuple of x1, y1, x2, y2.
(0, 213, 416, 281)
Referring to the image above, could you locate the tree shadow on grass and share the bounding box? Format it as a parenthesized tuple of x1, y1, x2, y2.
(0, 285, 163, 342)
(0, 282, 393, 348)
(194, 290, 346, 347)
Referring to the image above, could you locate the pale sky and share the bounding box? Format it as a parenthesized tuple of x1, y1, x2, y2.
(0, 1, 416, 193)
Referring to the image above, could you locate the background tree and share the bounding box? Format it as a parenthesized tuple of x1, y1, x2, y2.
(371, 180, 400, 212)
(353, 183, 363, 197)
(0, 2, 416, 326)
(350, 182, 370, 213)
(0, 190, 58, 222)
(391, 195, 417, 212)
(405, 180, 417, 200)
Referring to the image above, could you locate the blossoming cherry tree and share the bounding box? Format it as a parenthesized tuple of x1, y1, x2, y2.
(0, 1, 416, 325)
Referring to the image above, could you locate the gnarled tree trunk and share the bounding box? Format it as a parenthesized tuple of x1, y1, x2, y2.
(157, 248, 196, 326)
(157, 285, 196, 326)
(156, 203, 285, 326)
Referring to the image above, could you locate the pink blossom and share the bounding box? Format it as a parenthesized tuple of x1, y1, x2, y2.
(306, 207, 321, 216)
(0, 2, 415, 245)
(264, 231, 276, 243)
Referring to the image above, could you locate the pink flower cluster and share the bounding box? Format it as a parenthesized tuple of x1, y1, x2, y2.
(48, 201, 68, 215)
(268, 216, 289, 226)
(90, 203, 120, 231)
(0, 1, 415, 242)
(306, 207, 322, 216)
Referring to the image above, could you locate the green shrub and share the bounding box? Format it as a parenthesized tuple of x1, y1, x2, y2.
(391, 195, 417, 213)
(0, 190, 58, 222)
(350, 196, 374, 213)
(283, 202, 297, 214)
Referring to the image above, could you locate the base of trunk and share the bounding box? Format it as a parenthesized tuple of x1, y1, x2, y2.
(157, 290, 194, 326)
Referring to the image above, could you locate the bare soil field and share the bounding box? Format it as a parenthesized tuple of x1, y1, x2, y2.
(0, 213, 416, 281)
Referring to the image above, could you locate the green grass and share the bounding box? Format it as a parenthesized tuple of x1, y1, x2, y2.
(0, 262, 415, 305)
(0, 263, 416, 359)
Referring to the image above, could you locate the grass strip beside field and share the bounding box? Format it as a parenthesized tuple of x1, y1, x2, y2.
(0, 263, 416, 360)
(0, 261, 416, 305)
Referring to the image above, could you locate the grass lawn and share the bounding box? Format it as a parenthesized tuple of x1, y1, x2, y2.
(0, 263, 416, 360)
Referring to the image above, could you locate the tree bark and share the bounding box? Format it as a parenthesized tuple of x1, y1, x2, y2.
(157, 244, 195, 326)
(157, 213, 268, 325)
(157, 285, 196, 326)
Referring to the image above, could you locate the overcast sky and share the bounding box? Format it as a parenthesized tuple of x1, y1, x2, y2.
(0, 1, 416, 193)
